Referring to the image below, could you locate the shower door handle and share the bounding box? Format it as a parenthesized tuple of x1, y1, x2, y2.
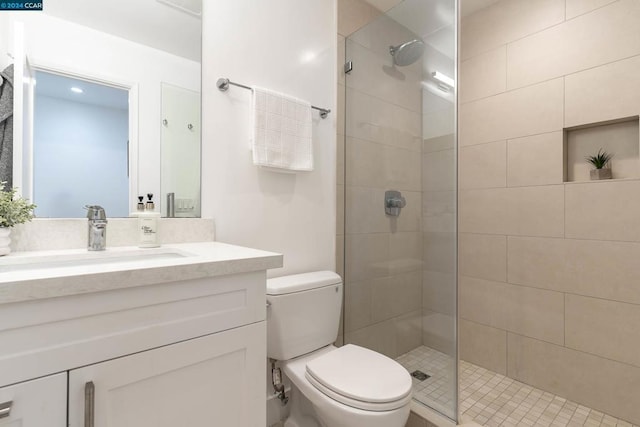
(385, 190, 406, 216)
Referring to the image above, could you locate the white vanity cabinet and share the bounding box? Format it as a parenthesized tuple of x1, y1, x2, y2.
(68, 322, 266, 427)
(0, 242, 283, 427)
(0, 373, 67, 427)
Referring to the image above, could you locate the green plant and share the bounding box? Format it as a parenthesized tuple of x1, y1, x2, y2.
(585, 148, 613, 169)
(0, 182, 36, 228)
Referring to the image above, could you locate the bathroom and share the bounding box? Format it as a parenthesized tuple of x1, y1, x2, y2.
(0, 0, 639, 426)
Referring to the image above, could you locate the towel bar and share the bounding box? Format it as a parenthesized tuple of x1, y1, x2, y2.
(216, 77, 331, 119)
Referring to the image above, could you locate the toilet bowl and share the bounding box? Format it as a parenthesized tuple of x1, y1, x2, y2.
(267, 271, 412, 427)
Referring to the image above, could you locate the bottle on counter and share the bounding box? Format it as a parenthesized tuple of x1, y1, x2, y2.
(138, 193, 161, 248)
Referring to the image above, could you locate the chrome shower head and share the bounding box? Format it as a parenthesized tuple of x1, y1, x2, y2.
(389, 39, 425, 66)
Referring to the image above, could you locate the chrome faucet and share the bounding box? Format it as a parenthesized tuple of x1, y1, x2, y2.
(85, 205, 107, 251)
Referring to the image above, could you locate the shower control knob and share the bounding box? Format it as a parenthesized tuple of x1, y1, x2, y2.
(384, 190, 406, 217)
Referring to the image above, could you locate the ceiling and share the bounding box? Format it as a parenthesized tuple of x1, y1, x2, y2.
(35, 70, 129, 110)
(43, 0, 202, 62)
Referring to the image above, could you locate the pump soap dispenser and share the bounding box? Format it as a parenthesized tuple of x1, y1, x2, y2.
(137, 193, 161, 248)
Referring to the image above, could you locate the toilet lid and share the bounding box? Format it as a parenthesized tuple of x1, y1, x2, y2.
(305, 344, 412, 411)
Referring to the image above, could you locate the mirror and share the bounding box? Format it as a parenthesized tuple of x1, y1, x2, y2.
(4, 0, 202, 218)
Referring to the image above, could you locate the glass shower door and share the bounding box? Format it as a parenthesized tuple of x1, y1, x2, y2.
(341, 0, 457, 421)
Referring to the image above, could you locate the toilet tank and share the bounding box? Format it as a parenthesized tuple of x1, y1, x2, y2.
(266, 271, 343, 360)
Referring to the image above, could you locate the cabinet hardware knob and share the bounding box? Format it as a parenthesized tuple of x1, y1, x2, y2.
(85, 381, 95, 427)
(0, 401, 12, 419)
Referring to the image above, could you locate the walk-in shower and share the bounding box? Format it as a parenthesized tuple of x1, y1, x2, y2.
(340, 0, 458, 421)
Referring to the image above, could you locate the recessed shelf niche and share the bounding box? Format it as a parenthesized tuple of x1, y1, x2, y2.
(563, 116, 640, 183)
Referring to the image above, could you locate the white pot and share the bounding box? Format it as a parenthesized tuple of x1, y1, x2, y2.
(0, 227, 11, 256)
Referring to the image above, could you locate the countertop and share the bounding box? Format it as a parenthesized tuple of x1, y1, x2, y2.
(0, 242, 283, 305)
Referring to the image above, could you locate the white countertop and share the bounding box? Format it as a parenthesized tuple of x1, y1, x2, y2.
(0, 242, 283, 305)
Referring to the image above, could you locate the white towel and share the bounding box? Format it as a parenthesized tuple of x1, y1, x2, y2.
(251, 86, 313, 171)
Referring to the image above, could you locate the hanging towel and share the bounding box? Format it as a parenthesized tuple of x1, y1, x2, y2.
(251, 86, 313, 171)
(0, 64, 14, 189)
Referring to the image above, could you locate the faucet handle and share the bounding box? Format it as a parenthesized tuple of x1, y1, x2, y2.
(84, 205, 107, 220)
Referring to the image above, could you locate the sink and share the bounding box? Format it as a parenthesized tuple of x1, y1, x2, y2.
(0, 249, 191, 272)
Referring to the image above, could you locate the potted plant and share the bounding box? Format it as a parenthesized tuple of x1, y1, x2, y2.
(0, 182, 36, 256)
(586, 148, 613, 180)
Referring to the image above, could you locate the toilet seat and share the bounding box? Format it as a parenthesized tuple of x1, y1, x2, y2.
(304, 344, 412, 412)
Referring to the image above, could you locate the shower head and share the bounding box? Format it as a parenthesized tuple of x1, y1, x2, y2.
(389, 39, 425, 66)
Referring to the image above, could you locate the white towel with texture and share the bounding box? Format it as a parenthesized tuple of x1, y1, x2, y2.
(251, 86, 313, 171)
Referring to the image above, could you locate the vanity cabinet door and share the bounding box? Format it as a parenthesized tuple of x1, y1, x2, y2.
(0, 373, 66, 427)
(68, 322, 266, 427)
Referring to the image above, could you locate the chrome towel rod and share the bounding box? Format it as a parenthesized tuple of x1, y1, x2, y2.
(216, 77, 331, 119)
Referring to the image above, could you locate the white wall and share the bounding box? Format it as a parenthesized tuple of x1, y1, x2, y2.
(6, 13, 199, 214)
(0, 14, 8, 70)
(33, 95, 128, 218)
(201, 1, 337, 277)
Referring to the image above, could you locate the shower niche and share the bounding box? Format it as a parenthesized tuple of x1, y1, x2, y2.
(563, 116, 640, 182)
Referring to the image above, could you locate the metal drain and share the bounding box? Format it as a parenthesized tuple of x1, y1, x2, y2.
(411, 370, 430, 381)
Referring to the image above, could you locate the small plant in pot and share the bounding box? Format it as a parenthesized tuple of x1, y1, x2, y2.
(586, 148, 613, 180)
(0, 182, 37, 256)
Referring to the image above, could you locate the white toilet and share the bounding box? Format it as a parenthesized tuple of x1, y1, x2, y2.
(267, 271, 412, 427)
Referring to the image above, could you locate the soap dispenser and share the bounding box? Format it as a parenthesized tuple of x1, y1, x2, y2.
(137, 193, 161, 248)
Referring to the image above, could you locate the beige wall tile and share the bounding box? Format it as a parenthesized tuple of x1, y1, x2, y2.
(338, 0, 381, 37)
(459, 188, 508, 235)
(338, 35, 346, 86)
(372, 271, 422, 322)
(423, 134, 454, 153)
(566, 294, 640, 368)
(423, 231, 457, 275)
(459, 141, 507, 189)
(336, 235, 344, 279)
(387, 145, 422, 191)
(423, 190, 456, 233)
(390, 231, 423, 273)
(422, 310, 456, 356)
(507, 0, 640, 89)
(509, 236, 640, 304)
(566, 0, 617, 19)
(346, 137, 386, 188)
(345, 318, 397, 358)
(461, 0, 564, 60)
(337, 83, 346, 137)
(566, 55, 640, 127)
(337, 132, 345, 185)
(363, 0, 402, 13)
(508, 333, 640, 425)
(507, 132, 564, 187)
(459, 233, 507, 282)
(459, 78, 564, 147)
(460, 319, 507, 375)
(424, 148, 456, 192)
(395, 190, 422, 232)
(422, 270, 456, 316)
(345, 232, 389, 281)
(460, 46, 507, 103)
(395, 309, 422, 356)
(566, 180, 640, 241)
(459, 276, 564, 345)
(506, 185, 564, 237)
(345, 186, 388, 234)
(345, 279, 373, 332)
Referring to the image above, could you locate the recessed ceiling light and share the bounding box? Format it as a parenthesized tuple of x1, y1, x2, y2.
(70, 87, 84, 94)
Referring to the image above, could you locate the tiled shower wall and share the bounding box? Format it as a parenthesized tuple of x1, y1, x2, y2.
(339, 1, 425, 360)
(458, 0, 640, 424)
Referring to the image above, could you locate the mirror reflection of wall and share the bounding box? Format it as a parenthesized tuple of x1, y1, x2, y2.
(4, 0, 202, 217)
(161, 83, 200, 218)
(33, 71, 129, 218)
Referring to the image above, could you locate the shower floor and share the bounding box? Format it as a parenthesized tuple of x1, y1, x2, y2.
(396, 346, 639, 427)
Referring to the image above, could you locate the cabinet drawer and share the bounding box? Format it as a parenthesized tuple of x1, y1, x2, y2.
(0, 373, 66, 427)
(0, 271, 266, 387)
